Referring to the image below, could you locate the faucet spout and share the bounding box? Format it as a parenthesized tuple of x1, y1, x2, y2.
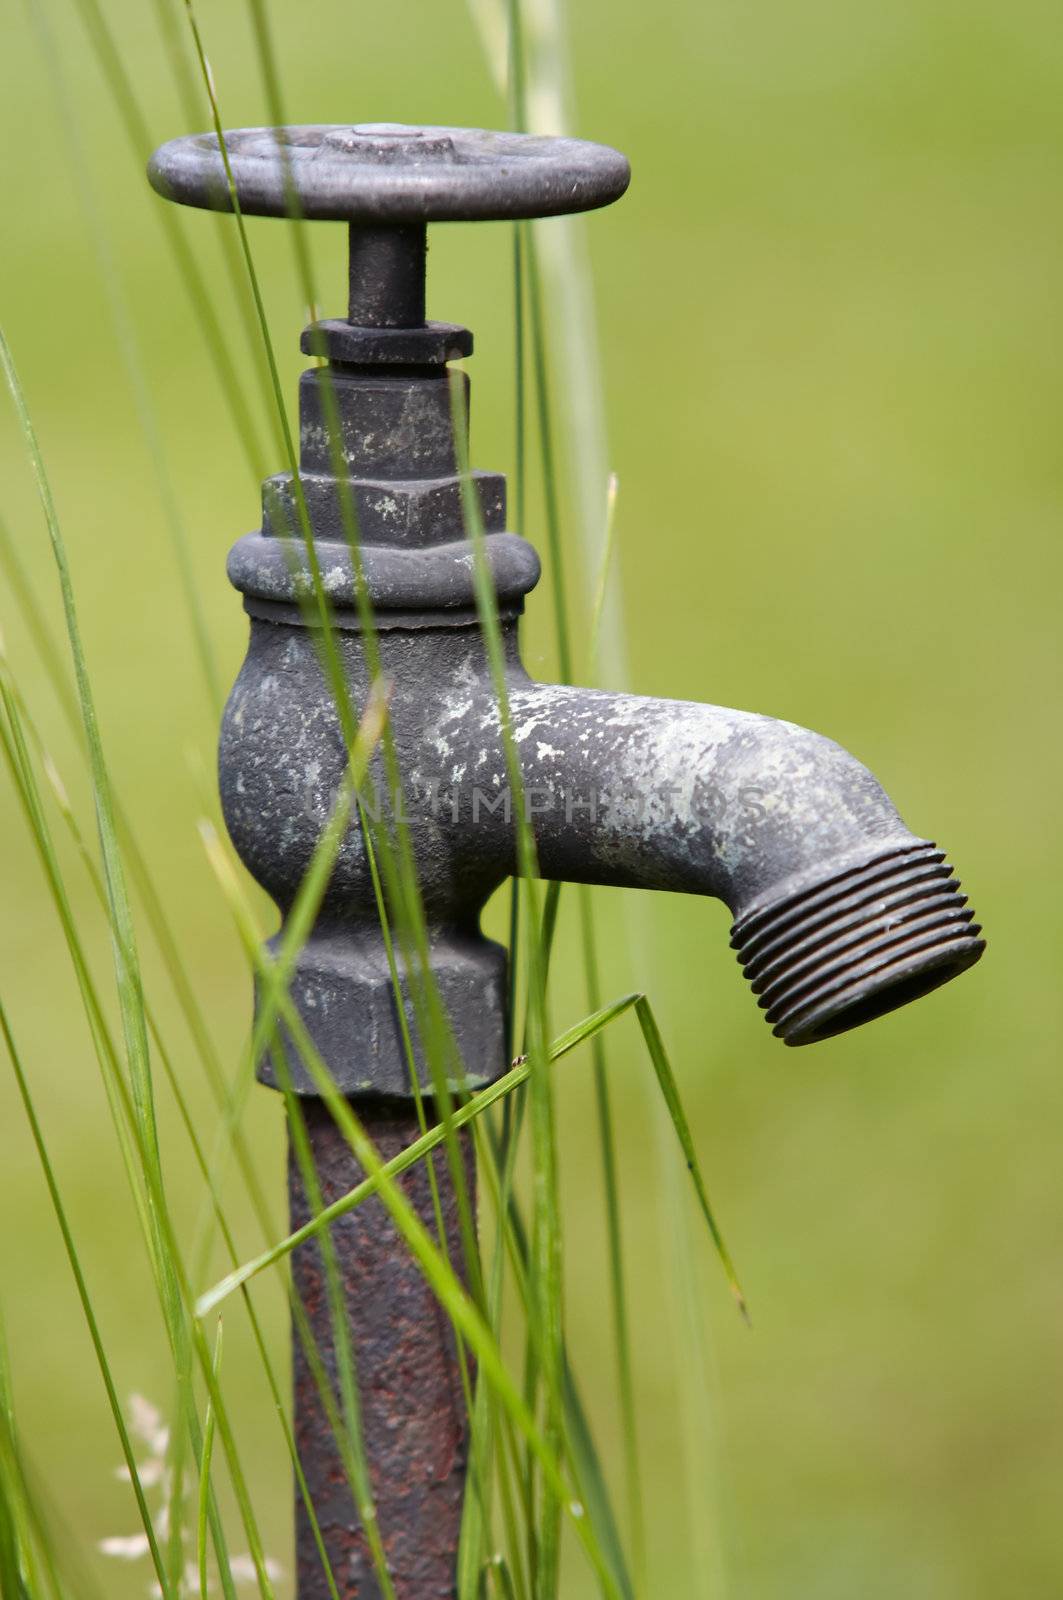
(507, 682, 985, 1045)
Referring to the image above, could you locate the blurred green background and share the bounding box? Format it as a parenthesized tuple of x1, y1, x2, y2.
(1, 0, 1061, 1595)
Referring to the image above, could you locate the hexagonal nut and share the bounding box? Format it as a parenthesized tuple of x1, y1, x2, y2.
(254, 930, 508, 1098)
(261, 470, 506, 548)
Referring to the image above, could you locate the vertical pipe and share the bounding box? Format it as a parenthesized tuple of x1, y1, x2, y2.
(347, 226, 428, 328)
(289, 1100, 474, 1599)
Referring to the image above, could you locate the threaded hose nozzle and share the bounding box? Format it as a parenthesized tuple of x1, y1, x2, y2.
(730, 843, 985, 1046)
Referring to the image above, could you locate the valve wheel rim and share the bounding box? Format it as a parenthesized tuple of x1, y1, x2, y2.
(147, 122, 631, 222)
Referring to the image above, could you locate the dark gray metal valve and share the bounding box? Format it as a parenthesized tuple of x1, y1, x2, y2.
(148, 122, 984, 1600)
(149, 123, 628, 352)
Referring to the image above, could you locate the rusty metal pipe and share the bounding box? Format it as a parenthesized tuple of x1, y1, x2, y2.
(290, 1102, 474, 1600)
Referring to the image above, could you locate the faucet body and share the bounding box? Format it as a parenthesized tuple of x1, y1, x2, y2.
(221, 396, 980, 1088)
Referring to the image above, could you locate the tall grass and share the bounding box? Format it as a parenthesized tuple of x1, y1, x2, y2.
(0, 3, 743, 1597)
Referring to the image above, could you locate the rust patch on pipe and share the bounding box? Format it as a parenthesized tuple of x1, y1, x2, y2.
(290, 1100, 475, 1599)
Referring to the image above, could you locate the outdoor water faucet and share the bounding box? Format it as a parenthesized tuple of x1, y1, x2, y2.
(149, 123, 985, 1600)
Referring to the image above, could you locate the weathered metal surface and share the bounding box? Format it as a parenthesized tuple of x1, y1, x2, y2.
(148, 118, 986, 1600)
(147, 124, 631, 223)
(226, 530, 537, 616)
(298, 365, 467, 478)
(300, 321, 473, 367)
(221, 601, 985, 1089)
(290, 1101, 475, 1600)
(346, 224, 426, 327)
(732, 842, 981, 1044)
(258, 467, 503, 550)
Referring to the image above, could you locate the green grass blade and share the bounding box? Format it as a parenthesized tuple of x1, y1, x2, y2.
(280, 1064, 398, 1600)
(198, 832, 622, 1595)
(0, 998, 175, 1598)
(0, 1479, 19, 1600)
(558, 1360, 633, 1600)
(4, 600, 344, 1599)
(197, 991, 640, 1314)
(25, 0, 222, 713)
(578, 891, 643, 1586)
(184, 11, 481, 1239)
(198, 1323, 222, 1600)
(1, 40, 450, 1600)
(0, 510, 286, 1274)
(146, 0, 280, 450)
(245, 0, 489, 1329)
(0, 326, 163, 1199)
(166, 24, 491, 1585)
(65, 0, 270, 478)
(489, 1554, 520, 1600)
(0, 338, 222, 1577)
(0, 702, 247, 1599)
(524, 228, 571, 687)
(0, 1419, 65, 1600)
(448, 365, 568, 1597)
(458, 1374, 493, 1600)
(0, 659, 341, 1600)
(634, 998, 748, 1321)
(586, 473, 620, 681)
(0, 707, 238, 1597)
(505, 12, 640, 1588)
(475, 1141, 634, 1600)
(0, 1307, 70, 1600)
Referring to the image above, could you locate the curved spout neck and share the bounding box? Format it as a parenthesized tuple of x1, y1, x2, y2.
(503, 681, 984, 1045)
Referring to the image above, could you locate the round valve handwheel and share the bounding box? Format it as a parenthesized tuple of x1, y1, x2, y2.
(147, 123, 631, 222)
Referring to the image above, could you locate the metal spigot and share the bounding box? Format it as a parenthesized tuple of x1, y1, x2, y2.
(148, 121, 984, 1599)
